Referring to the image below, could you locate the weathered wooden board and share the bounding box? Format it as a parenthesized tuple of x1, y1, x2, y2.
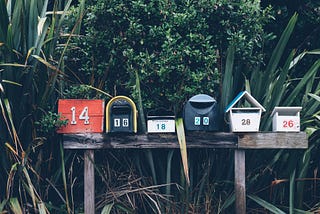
(234, 150, 246, 214)
(238, 132, 308, 149)
(84, 150, 95, 214)
(62, 132, 238, 149)
(62, 132, 308, 149)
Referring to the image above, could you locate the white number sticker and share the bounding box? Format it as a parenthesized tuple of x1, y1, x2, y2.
(194, 117, 201, 125)
(70, 106, 90, 125)
(203, 117, 209, 125)
(123, 118, 129, 127)
(79, 107, 89, 124)
(114, 118, 121, 127)
(70, 107, 77, 124)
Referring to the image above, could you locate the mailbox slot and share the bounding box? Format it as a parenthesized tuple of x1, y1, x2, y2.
(112, 105, 131, 114)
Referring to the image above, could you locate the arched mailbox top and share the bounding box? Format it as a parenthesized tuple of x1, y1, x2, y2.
(187, 94, 217, 114)
(189, 94, 216, 103)
(106, 96, 137, 110)
(106, 96, 137, 133)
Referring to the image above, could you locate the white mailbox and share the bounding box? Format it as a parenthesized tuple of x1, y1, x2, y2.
(271, 107, 302, 132)
(147, 110, 175, 133)
(225, 91, 266, 132)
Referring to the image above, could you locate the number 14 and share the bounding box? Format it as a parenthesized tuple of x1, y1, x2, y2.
(70, 106, 90, 125)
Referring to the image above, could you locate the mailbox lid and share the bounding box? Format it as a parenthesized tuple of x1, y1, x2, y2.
(271, 106, 302, 116)
(57, 99, 105, 133)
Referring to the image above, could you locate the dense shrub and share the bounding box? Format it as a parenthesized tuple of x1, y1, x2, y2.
(65, 0, 271, 113)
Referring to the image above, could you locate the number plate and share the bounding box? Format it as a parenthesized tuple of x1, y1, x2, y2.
(274, 116, 300, 132)
(230, 112, 261, 132)
(57, 99, 105, 133)
(147, 119, 175, 133)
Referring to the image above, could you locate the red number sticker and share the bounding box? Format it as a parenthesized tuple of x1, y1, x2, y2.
(283, 120, 294, 128)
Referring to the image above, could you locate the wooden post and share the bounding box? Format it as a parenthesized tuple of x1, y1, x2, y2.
(84, 150, 95, 214)
(234, 149, 246, 214)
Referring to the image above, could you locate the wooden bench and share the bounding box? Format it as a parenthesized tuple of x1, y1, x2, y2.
(62, 132, 308, 214)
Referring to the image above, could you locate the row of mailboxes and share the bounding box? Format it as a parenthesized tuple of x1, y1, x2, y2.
(57, 92, 302, 134)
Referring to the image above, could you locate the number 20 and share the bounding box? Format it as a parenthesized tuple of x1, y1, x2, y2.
(70, 106, 90, 125)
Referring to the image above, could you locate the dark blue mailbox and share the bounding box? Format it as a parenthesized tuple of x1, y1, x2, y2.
(183, 94, 219, 131)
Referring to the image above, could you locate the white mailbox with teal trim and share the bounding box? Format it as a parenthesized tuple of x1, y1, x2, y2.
(225, 91, 266, 132)
(271, 107, 302, 132)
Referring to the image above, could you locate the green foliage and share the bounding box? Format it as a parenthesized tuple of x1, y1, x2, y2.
(221, 12, 320, 212)
(65, 0, 271, 113)
(36, 112, 68, 135)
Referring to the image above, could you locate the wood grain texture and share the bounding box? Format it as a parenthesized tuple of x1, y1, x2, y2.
(62, 132, 308, 150)
(84, 150, 95, 214)
(62, 132, 238, 149)
(238, 132, 308, 149)
(234, 150, 246, 214)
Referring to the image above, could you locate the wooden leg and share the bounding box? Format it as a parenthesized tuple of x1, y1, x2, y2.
(234, 150, 246, 214)
(84, 150, 95, 214)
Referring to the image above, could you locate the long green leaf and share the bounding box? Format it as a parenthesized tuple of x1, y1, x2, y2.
(283, 59, 320, 106)
(101, 203, 114, 214)
(166, 150, 174, 196)
(176, 118, 189, 185)
(289, 169, 296, 214)
(248, 194, 286, 214)
(60, 142, 71, 214)
(220, 45, 235, 112)
(145, 150, 158, 184)
(0, 199, 7, 211)
(9, 198, 22, 214)
(255, 13, 298, 100)
(38, 202, 47, 214)
(22, 167, 37, 210)
(0, 0, 9, 42)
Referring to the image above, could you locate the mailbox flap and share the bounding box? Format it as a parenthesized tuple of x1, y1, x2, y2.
(271, 106, 302, 116)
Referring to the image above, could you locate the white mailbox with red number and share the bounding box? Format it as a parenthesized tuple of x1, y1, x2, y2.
(57, 99, 105, 133)
(271, 107, 302, 132)
(225, 91, 266, 132)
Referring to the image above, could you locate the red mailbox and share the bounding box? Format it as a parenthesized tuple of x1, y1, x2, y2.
(57, 99, 105, 133)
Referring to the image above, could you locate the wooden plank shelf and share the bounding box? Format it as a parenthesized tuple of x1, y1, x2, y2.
(238, 132, 308, 149)
(63, 132, 307, 149)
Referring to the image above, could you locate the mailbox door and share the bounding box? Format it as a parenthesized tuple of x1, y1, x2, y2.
(57, 99, 105, 133)
(184, 103, 218, 131)
(110, 105, 133, 132)
(147, 116, 175, 133)
(229, 108, 261, 132)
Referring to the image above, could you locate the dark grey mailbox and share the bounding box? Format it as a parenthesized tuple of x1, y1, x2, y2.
(183, 94, 219, 131)
(106, 96, 137, 133)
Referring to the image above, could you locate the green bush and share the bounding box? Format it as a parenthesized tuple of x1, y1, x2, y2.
(65, 0, 271, 113)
